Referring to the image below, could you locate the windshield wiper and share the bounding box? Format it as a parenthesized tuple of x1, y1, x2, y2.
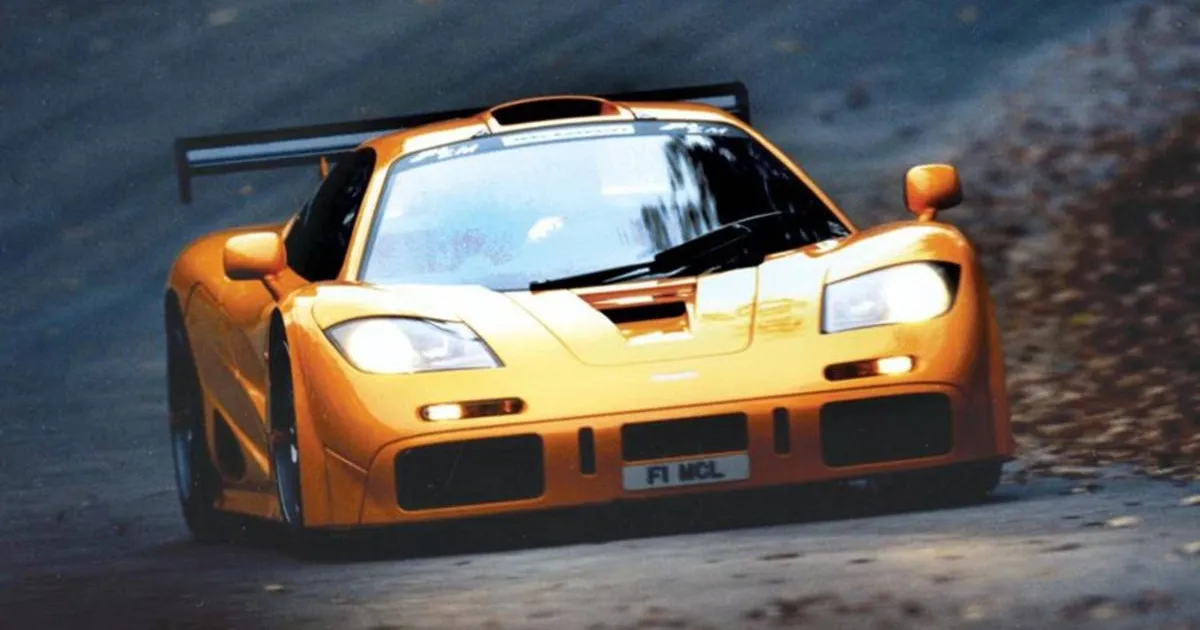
(528, 211, 782, 292)
(527, 260, 657, 292)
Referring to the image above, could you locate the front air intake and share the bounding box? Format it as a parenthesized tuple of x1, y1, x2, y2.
(488, 97, 618, 125)
(395, 435, 544, 510)
(622, 414, 748, 462)
(820, 394, 953, 467)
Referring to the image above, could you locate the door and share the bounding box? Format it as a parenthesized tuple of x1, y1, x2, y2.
(217, 148, 380, 481)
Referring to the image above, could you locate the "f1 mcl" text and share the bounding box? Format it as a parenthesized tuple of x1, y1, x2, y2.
(645, 460, 726, 485)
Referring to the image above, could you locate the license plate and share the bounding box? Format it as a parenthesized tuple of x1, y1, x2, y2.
(622, 454, 750, 491)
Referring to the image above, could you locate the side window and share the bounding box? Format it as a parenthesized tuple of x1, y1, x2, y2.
(284, 149, 377, 281)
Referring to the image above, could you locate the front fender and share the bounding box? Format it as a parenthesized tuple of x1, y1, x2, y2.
(282, 299, 375, 527)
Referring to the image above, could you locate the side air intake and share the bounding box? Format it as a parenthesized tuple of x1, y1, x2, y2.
(487, 97, 622, 126)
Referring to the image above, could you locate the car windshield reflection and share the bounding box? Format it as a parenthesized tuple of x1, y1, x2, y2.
(361, 121, 849, 290)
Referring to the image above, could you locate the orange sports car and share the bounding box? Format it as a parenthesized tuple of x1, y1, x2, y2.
(167, 83, 1014, 544)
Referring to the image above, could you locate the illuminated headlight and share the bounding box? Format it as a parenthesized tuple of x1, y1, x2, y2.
(325, 317, 501, 374)
(822, 262, 958, 333)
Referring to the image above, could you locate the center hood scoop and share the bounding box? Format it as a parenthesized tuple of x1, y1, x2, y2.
(506, 267, 759, 366)
(599, 300, 688, 325)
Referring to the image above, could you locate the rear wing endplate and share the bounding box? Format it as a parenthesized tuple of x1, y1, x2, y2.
(173, 81, 749, 203)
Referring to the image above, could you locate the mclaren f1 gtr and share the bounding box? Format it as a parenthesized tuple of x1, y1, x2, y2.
(167, 82, 1014, 543)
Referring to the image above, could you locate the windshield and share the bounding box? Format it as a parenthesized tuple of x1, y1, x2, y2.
(360, 121, 850, 290)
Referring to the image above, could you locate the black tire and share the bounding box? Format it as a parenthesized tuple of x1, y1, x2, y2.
(267, 316, 320, 549)
(874, 461, 1003, 508)
(166, 299, 225, 544)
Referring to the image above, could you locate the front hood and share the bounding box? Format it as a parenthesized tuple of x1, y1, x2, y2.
(306, 269, 767, 368)
(505, 267, 760, 366)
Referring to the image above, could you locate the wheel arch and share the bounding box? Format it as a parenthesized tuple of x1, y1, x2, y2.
(164, 289, 199, 421)
(267, 305, 337, 527)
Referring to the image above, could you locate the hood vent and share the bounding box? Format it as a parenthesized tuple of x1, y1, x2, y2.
(600, 301, 687, 325)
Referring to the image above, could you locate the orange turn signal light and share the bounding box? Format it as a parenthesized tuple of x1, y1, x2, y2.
(420, 397, 525, 421)
(824, 356, 914, 381)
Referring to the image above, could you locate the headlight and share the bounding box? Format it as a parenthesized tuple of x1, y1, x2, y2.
(325, 317, 501, 374)
(822, 262, 957, 333)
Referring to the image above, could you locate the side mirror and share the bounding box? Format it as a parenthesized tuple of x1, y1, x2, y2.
(904, 164, 962, 221)
(223, 231, 286, 281)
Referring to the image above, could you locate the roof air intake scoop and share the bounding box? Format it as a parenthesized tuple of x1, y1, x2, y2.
(486, 96, 624, 126)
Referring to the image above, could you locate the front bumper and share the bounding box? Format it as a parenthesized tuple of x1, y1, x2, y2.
(351, 380, 1011, 525)
(293, 247, 1013, 527)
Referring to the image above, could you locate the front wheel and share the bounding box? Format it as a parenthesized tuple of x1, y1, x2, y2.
(268, 320, 305, 534)
(267, 318, 335, 554)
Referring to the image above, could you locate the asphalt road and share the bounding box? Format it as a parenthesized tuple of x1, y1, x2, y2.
(3, 1, 1198, 628)
(4, 474, 1199, 629)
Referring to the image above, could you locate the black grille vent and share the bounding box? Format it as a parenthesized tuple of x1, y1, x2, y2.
(772, 408, 792, 455)
(578, 427, 597, 475)
(820, 394, 952, 467)
(601, 302, 687, 324)
(395, 435, 544, 510)
(622, 414, 748, 462)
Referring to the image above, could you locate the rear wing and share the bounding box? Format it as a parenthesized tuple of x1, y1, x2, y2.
(173, 81, 749, 203)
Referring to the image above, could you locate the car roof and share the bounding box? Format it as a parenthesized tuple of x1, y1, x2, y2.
(360, 98, 744, 166)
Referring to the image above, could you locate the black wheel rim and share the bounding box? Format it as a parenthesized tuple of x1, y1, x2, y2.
(168, 323, 207, 509)
(171, 423, 195, 504)
(272, 423, 302, 525)
(270, 333, 304, 527)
